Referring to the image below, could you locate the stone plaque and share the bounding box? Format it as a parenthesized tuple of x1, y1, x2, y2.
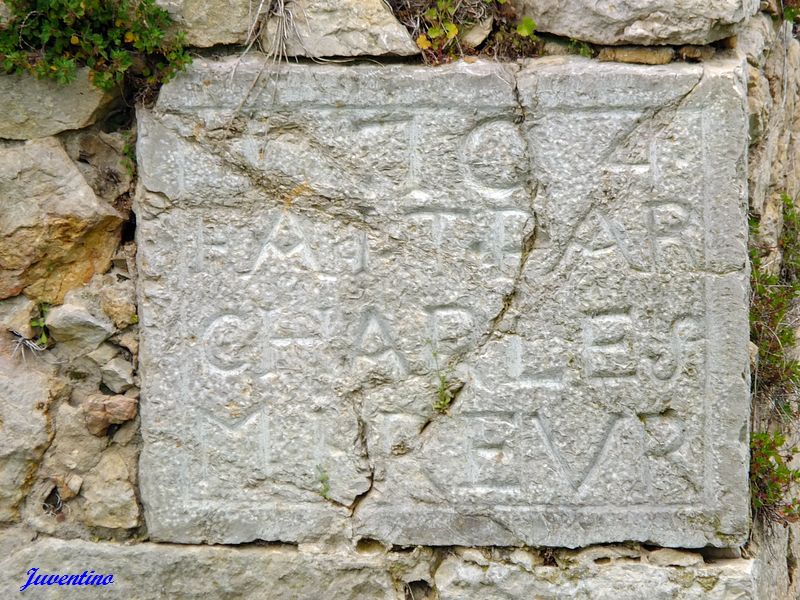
(137, 56, 750, 547)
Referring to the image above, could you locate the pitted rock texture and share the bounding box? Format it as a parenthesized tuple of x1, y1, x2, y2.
(511, 0, 759, 46)
(434, 552, 756, 599)
(136, 55, 750, 547)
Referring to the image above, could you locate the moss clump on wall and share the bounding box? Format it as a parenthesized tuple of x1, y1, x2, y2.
(0, 0, 190, 94)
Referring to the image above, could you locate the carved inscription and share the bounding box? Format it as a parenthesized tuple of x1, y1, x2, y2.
(138, 59, 748, 546)
(582, 309, 637, 379)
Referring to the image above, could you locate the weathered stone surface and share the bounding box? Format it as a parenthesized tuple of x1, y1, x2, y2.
(155, 0, 252, 47)
(598, 46, 675, 65)
(646, 547, 705, 567)
(80, 449, 139, 529)
(434, 553, 756, 599)
(511, 0, 759, 45)
(20, 394, 141, 537)
(0, 532, 769, 598)
(46, 303, 115, 356)
(0, 534, 425, 599)
(100, 357, 136, 393)
(137, 55, 749, 547)
(99, 278, 138, 330)
(677, 45, 717, 62)
(0, 338, 58, 522)
(747, 20, 800, 233)
(62, 129, 134, 209)
(0, 295, 37, 339)
(738, 12, 777, 67)
(461, 17, 494, 49)
(0, 138, 123, 303)
(264, 0, 418, 57)
(158, 0, 417, 56)
(84, 394, 138, 436)
(0, 69, 115, 140)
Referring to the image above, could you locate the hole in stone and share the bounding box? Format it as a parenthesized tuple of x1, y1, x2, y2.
(356, 538, 385, 554)
(106, 423, 122, 438)
(42, 486, 65, 520)
(541, 549, 557, 566)
(405, 580, 434, 600)
(121, 212, 137, 244)
(594, 557, 611, 565)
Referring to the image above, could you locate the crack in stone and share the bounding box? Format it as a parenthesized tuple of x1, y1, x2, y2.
(429, 71, 541, 400)
(348, 466, 375, 516)
(136, 60, 738, 549)
(374, 62, 706, 460)
(348, 390, 376, 515)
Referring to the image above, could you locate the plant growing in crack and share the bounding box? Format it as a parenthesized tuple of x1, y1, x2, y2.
(390, 0, 540, 64)
(29, 303, 51, 348)
(750, 431, 800, 523)
(429, 344, 462, 414)
(750, 192, 800, 523)
(316, 464, 331, 500)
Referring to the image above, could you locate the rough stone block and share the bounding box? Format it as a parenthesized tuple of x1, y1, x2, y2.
(0, 138, 123, 304)
(0, 69, 115, 140)
(0, 342, 56, 522)
(136, 55, 750, 547)
(511, 0, 759, 46)
(0, 534, 763, 598)
(264, 0, 419, 57)
(157, 0, 418, 56)
(434, 553, 756, 599)
(0, 534, 420, 598)
(155, 0, 252, 47)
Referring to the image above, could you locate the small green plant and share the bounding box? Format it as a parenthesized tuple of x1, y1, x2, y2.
(413, 0, 461, 60)
(785, 0, 800, 23)
(480, 4, 539, 61)
(568, 38, 594, 58)
(391, 0, 538, 64)
(750, 193, 800, 522)
(515, 16, 536, 38)
(434, 371, 454, 413)
(0, 0, 191, 93)
(316, 465, 331, 500)
(750, 431, 800, 523)
(29, 303, 51, 348)
(750, 193, 800, 411)
(121, 129, 137, 176)
(430, 347, 460, 413)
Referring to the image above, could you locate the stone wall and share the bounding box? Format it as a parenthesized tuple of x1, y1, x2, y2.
(0, 1, 799, 598)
